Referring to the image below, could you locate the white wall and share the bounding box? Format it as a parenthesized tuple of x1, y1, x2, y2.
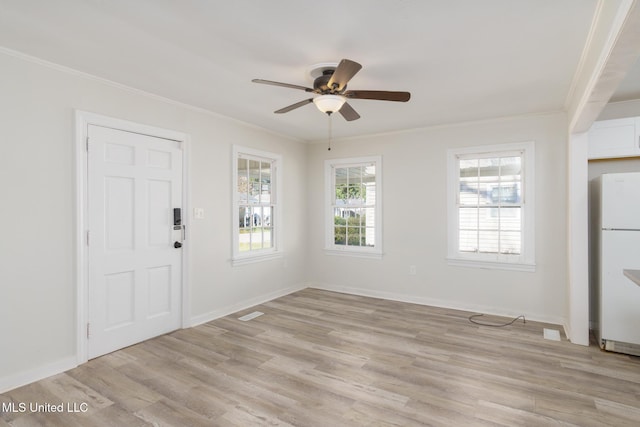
(0, 52, 308, 390)
(567, 132, 590, 345)
(563, 0, 638, 346)
(0, 48, 572, 392)
(307, 113, 568, 324)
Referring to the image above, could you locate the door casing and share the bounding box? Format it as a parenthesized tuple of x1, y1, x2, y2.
(75, 110, 190, 364)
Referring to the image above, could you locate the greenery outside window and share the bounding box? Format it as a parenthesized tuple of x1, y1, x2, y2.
(325, 156, 382, 258)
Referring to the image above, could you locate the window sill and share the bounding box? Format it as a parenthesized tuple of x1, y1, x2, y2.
(447, 257, 535, 272)
(324, 248, 383, 260)
(232, 251, 283, 266)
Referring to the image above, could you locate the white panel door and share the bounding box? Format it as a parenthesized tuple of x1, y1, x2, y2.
(87, 125, 183, 359)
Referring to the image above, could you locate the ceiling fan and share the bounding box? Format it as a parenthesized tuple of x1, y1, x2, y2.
(252, 59, 411, 121)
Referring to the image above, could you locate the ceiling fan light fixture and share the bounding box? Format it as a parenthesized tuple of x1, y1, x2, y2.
(313, 94, 346, 114)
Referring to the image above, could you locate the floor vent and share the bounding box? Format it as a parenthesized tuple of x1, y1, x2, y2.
(238, 311, 264, 322)
(543, 328, 561, 341)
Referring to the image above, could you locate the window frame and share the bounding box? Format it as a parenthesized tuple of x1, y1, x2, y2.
(232, 145, 282, 266)
(446, 142, 535, 272)
(324, 155, 383, 259)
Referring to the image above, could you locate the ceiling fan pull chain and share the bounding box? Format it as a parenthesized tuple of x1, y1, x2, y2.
(327, 112, 332, 151)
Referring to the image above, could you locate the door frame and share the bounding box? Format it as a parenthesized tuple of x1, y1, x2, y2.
(74, 110, 190, 364)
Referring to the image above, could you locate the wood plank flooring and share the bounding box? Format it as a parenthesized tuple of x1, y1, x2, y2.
(2, 288, 640, 426)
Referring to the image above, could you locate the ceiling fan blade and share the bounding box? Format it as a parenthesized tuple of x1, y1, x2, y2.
(344, 90, 411, 102)
(274, 98, 314, 114)
(339, 102, 360, 121)
(252, 79, 315, 93)
(327, 59, 362, 92)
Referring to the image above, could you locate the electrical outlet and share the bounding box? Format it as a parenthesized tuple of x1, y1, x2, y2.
(409, 265, 417, 275)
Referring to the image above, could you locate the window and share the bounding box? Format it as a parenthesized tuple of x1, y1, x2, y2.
(232, 146, 282, 265)
(325, 156, 382, 258)
(447, 142, 535, 271)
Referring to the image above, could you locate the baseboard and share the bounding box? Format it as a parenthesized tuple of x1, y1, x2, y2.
(0, 282, 569, 394)
(189, 283, 308, 327)
(563, 321, 572, 344)
(1, 285, 308, 394)
(0, 356, 77, 394)
(310, 282, 565, 326)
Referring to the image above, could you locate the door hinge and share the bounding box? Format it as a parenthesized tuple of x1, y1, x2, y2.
(86, 322, 91, 339)
(86, 230, 90, 246)
(86, 136, 89, 151)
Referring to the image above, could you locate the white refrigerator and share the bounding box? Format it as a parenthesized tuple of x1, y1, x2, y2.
(592, 172, 640, 356)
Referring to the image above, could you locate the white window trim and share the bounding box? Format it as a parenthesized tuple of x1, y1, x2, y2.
(232, 145, 283, 266)
(446, 141, 535, 272)
(324, 155, 383, 259)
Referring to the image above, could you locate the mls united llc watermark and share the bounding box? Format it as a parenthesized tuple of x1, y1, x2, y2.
(2, 401, 89, 414)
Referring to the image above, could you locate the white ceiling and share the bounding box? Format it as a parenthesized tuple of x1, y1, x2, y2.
(1, 0, 628, 142)
(610, 56, 640, 103)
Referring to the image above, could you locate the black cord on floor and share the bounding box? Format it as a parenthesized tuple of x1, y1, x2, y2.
(468, 313, 526, 327)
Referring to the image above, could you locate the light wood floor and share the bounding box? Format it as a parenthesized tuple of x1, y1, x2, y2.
(2, 288, 640, 426)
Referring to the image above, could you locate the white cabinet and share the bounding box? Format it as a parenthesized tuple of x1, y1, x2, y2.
(588, 117, 640, 159)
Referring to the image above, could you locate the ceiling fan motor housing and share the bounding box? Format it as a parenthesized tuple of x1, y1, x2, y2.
(313, 70, 342, 93)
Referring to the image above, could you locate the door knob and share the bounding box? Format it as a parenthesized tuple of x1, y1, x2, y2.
(174, 241, 182, 248)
